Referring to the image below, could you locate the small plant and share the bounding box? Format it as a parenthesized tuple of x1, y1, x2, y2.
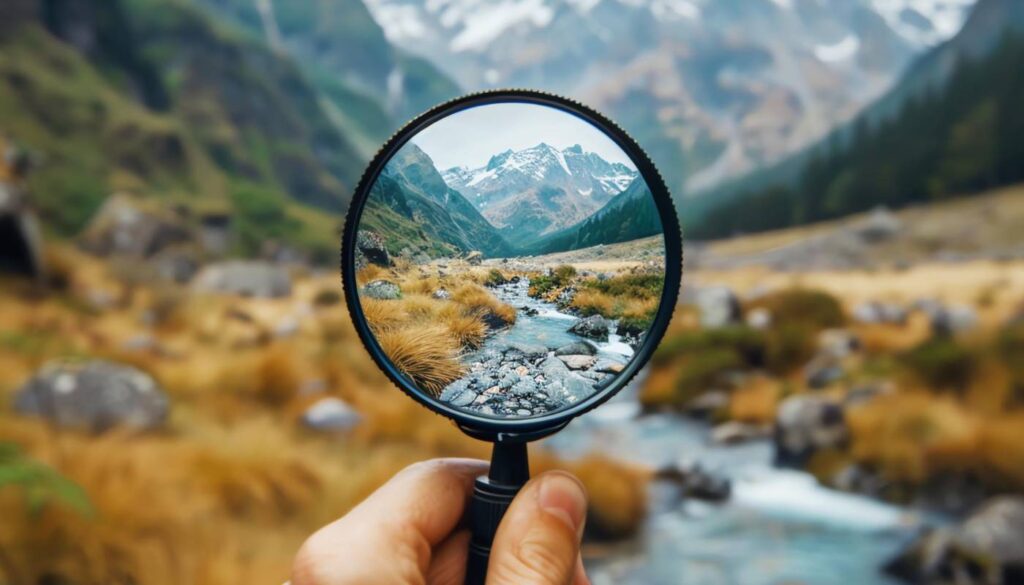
(0, 442, 92, 516)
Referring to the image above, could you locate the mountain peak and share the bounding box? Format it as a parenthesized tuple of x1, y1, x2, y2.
(565, 144, 584, 154)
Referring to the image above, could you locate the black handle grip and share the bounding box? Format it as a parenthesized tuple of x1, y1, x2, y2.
(464, 442, 530, 585)
(465, 476, 522, 585)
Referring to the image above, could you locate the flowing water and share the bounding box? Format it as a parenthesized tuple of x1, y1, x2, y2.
(486, 279, 926, 584)
(486, 279, 636, 358)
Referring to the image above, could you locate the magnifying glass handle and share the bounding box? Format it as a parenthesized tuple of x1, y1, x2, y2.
(465, 442, 530, 585)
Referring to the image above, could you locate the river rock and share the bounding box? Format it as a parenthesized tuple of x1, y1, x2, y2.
(818, 329, 861, 359)
(593, 358, 626, 374)
(696, 286, 741, 328)
(554, 341, 598, 356)
(746, 307, 773, 330)
(193, 261, 292, 298)
(930, 304, 979, 336)
(504, 342, 548, 359)
(301, 397, 362, 431)
(360, 279, 401, 300)
(686, 390, 730, 418)
(568, 315, 610, 341)
(774, 395, 847, 467)
(885, 496, 1024, 585)
(432, 288, 451, 300)
(14, 360, 169, 433)
(711, 421, 770, 445)
(655, 462, 731, 502)
(852, 301, 908, 325)
(558, 355, 596, 370)
(804, 355, 845, 389)
(355, 230, 390, 269)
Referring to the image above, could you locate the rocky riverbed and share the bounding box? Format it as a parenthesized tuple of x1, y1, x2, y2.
(438, 279, 633, 417)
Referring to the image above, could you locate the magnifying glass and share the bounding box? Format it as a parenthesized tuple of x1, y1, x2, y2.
(341, 90, 682, 583)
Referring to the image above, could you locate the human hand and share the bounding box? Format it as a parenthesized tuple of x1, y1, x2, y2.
(291, 458, 590, 585)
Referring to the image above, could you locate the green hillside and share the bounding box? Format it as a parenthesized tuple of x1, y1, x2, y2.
(0, 0, 370, 259)
(192, 0, 460, 153)
(527, 178, 662, 255)
(361, 143, 513, 259)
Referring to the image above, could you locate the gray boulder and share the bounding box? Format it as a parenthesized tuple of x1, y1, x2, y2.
(14, 360, 169, 432)
(930, 304, 979, 336)
(0, 181, 45, 279)
(79, 194, 190, 259)
(886, 496, 1024, 585)
(554, 341, 598, 356)
(360, 279, 401, 300)
(465, 251, 483, 265)
(696, 286, 741, 329)
(192, 261, 292, 298)
(568, 315, 610, 341)
(301, 397, 362, 431)
(774, 395, 847, 467)
(852, 207, 902, 243)
(355, 230, 391, 269)
(432, 288, 451, 300)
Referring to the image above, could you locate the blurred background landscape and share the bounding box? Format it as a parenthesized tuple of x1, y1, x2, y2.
(0, 0, 1022, 584)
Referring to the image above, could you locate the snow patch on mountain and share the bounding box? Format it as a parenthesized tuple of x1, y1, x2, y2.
(870, 0, 976, 46)
(815, 35, 861, 62)
(449, 0, 555, 52)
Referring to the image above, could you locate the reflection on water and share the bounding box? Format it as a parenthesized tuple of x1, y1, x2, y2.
(544, 383, 925, 585)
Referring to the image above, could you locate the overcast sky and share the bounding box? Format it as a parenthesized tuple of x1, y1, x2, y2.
(409, 102, 638, 171)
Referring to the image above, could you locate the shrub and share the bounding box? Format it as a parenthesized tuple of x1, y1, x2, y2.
(582, 273, 663, 300)
(654, 327, 766, 368)
(312, 288, 342, 307)
(553, 264, 577, 282)
(750, 288, 845, 331)
(902, 337, 979, 392)
(674, 348, 743, 404)
(484, 269, 507, 287)
(764, 323, 817, 374)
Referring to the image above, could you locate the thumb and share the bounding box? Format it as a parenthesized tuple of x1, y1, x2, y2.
(486, 471, 588, 585)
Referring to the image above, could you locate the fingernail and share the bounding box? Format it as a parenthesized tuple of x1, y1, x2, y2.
(537, 472, 587, 536)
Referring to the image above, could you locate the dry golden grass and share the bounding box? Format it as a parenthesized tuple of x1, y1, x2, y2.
(0, 258, 653, 585)
(355, 264, 387, 285)
(450, 283, 517, 325)
(374, 324, 464, 396)
(729, 377, 781, 424)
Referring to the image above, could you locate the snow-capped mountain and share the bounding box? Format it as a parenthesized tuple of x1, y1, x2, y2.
(364, 0, 976, 195)
(441, 143, 638, 241)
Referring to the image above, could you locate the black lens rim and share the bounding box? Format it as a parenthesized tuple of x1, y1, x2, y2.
(341, 89, 683, 436)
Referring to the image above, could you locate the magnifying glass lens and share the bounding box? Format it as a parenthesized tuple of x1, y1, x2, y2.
(353, 101, 668, 420)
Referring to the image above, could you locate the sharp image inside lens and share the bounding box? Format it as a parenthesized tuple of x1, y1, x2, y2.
(353, 101, 668, 419)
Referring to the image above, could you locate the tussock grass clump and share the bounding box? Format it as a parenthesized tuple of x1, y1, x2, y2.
(356, 264, 387, 285)
(451, 283, 517, 326)
(375, 325, 464, 396)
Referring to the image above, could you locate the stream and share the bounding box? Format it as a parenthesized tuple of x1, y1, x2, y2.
(481, 280, 927, 584)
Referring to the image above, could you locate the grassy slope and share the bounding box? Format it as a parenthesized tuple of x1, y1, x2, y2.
(0, 0, 366, 259)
